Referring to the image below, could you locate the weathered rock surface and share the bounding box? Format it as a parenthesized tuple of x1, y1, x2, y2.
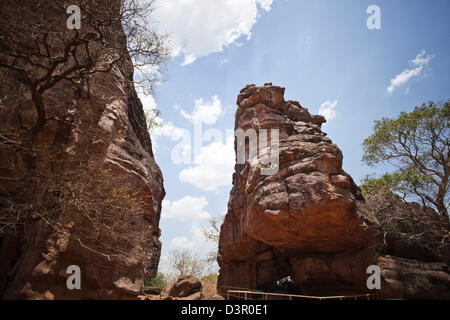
(0, 1, 164, 299)
(177, 292, 203, 301)
(218, 84, 376, 296)
(169, 276, 203, 298)
(361, 191, 450, 299)
(218, 84, 450, 299)
(378, 255, 450, 300)
(231, 84, 368, 253)
(358, 190, 450, 265)
(142, 286, 163, 295)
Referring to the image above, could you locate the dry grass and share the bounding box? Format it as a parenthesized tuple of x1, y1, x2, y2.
(201, 274, 218, 297)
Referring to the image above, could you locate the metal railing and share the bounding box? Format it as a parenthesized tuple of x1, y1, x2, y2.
(223, 287, 379, 301)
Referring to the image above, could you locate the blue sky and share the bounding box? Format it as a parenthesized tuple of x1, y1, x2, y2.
(137, 0, 450, 274)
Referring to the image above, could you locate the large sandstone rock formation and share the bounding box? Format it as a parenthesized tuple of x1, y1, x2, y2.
(218, 83, 450, 299)
(0, 1, 165, 299)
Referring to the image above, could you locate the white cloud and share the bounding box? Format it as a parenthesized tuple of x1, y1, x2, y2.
(387, 68, 423, 94)
(181, 54, 197, 66)
(162, 196, 210, 221)
(133, 63, 162, 88)
(411, 50, 435, 67)
(150, 121, 190, 152)
(387, 50, 435, 94)
(153, 0, 274, 65)
(136, 88, 189, 151)
(168, 222, 215, 256)
(257, 0, 273, 11)
(136, 87, 160, 126)
(137, 90, 157, 115)
(179, 136, 235, 192)
(136, 87, 172, 152)
(318, 100, 338, 121)
(152, 121, 187, 141)
(180, 95, 222, 125)
(157, 255, 171, 275)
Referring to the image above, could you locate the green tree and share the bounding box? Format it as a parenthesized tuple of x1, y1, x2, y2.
(144, 272, 167, 289)
(202, 215, 224, 264)
(145, 108, 161, 131)
(362, 101, 449, 219)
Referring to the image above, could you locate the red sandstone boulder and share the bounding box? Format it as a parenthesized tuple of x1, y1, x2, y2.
(378, 255, 450, 300)
(218, 84, 373, 295)
(223, 84, 368, 254)
(169, 276, 203, 298)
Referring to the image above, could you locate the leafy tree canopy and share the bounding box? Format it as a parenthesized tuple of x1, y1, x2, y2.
(362, 101, 449, 219)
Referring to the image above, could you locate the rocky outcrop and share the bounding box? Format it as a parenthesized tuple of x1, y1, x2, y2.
(362, 191, 450, 299)
(218, 83, 450, 299)
(358, 190, 450, 265)
(218, 83, 379, 296)
(378, 255, 450, 300)
(0, 1, 164, 299)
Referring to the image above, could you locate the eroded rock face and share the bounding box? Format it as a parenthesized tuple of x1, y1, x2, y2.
(231, 85, 372, 253)
(358, 190, 450, 265)
(361, 191, 450, 299)
(0, 1, 164, 299)
(218, 84, 377, 296)
(218, 84, 450, 299)
(169, 276, 203, 298)
(378, 255, 450, 300)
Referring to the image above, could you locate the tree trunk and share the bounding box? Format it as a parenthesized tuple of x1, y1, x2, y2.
(31, 90, 46, 143)
(436, 182, 449, 220)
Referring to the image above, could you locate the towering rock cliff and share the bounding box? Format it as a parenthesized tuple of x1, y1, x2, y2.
(0, 0, 165, 299)
(218, 84, 450, 299)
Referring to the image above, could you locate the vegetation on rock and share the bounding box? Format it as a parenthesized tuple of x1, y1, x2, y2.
(362, 101, 449, 219)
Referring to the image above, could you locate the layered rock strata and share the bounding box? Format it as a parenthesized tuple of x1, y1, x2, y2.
(0, 0, 165, 299)
(218, 84, 450, 299)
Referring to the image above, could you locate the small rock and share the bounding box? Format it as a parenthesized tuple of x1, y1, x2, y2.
(177, 292, 203, 300)
(142, 286, 162, 295)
